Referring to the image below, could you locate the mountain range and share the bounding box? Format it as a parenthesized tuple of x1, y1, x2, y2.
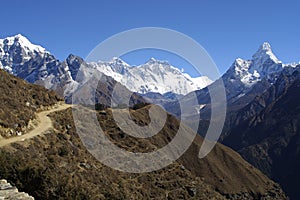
(0, 34, 211, 102)
(222, 65, 300, 200)
(0, 67, 287, 199)
(177, 41, 300, 199)
(1, 34, 300, 199)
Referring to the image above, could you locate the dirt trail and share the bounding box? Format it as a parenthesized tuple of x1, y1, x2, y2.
(0, 103, 72, 147)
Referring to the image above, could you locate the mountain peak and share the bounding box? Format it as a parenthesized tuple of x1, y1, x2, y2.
(109, 57, 129, 66)
(14, 33, 29, 40)
(146, 57, 170, 65)
(259, 42, 272, 51)
(252, 42, 281, 64)
(226, 42, 284, 87)
(148, 57, 157, 62)
(66, 54, 83, 64)
(0, 34, 46, 54)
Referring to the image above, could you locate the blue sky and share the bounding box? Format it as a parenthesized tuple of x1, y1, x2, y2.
(1, 0, 299, 76)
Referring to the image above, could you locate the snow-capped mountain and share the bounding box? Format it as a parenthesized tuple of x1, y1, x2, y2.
(0, 34, 46, 72)
(0, 34, 211, 102)
(165, 42, 299, 121)
(230, 42, 284, 87)
(0, 34, 46, 57)
(90, 57, 212, 95)
(0, 34, 71, 86)
(218, 42, 294, 102)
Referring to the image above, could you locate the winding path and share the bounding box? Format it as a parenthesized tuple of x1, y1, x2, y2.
(0, 103, 72, 147)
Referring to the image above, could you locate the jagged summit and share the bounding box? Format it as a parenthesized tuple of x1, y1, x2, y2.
(0, 34, 211, 96)
(0, 34, 54, 77)
(234, 42, 281, 68)
(109, 57, 130, 67)
(146, 57, 170, 65)
(259, 42, 272, 51)
(0, 34, 46, 54)
(252, 42, 281, 64)
(227, 42, 284, 86)
(92, 57, 210, 95)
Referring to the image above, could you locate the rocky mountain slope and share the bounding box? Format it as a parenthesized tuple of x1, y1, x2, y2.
(0, 34, 296, 199)
(222, 65, 300, 199)
(0, 104, 287, 199)
(0, 69, 62, 138)
(162, 43, 300, 199)
(0, 35, 146, 107)
(165, 42, 296, 128)
(0, 69, 287, 199)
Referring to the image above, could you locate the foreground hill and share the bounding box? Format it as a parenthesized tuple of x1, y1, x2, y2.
(0, 69, 62, 138)
(0, 102, 287, 199)
(0, 42, 288, 199)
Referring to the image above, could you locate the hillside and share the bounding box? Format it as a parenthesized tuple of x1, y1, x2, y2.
(0, 37, 291, 199)
(0, 69, 62, 138)
(0, 104, 287, 199)
(222, 66, 300, 199)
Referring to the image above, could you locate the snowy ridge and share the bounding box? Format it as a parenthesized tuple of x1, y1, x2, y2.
(252, 42, 280, 64)
(0, 34, 212, 98)
(90, 57, 212, 95)
(0, 34, 46, 55)
(230, 42, 284, 86)
(0, 34, 49, 74)
(284, 62, 300, 68)
(2, 34, 298, 104)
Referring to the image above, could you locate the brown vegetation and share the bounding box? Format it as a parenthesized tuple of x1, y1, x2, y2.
(0, 69, 62, 137)
(0, 69, 287, 199)
(0, 106, 287, 199)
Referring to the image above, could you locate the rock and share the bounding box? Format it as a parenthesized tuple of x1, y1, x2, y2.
(0, 179, 13, 190)
(99, 110, 107, 115)
(0, 179, 34, 200)
(186, 186, 197, 197)
(79, 163, 91, 169)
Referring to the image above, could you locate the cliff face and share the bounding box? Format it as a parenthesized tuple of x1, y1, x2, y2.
(222, 68, 300, 199)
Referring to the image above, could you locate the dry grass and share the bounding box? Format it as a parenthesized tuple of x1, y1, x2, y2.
(0, 106, 287, 199)
(0, 69, 287, 199)
(0, 69, 62, 137)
